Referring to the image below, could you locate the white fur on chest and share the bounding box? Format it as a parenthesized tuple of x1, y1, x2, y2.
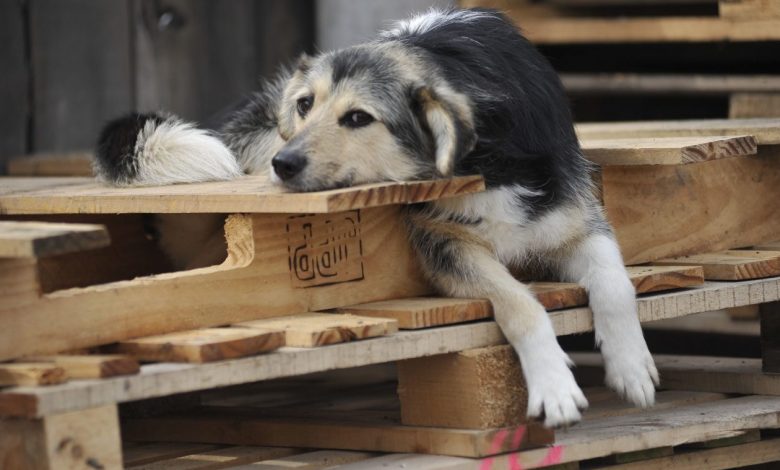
(433, 185, 586, 264)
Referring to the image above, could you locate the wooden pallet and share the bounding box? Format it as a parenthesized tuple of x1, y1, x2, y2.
(120, 381, 780, 468)
(463, 0, 780, 43)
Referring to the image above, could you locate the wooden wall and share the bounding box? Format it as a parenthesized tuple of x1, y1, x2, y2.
(0, 0, 314, 173)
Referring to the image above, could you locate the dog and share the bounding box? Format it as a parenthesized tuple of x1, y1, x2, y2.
(94, 8, 658, 427)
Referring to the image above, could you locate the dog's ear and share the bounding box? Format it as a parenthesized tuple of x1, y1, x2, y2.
(413, 86, 477, 177)
(278, 53, 313, 141)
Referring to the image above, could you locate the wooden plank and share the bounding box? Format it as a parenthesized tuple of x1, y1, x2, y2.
(116, 328, 285, 363)
(0, 364, 67, 387)
(21, 355, 139, 379)
(6, 152, 94, 177)
(0, 221, 109, 258)
(0, 1, 28, 172)
(584, 389, 728, 420)
(0, 405, 122, 470)
(232, 450, 375, 470)
(0, 207, 433, 362)
(122, 407, 554, 458)
(761, 301, 780, 373)
(581, 135, 757, 166)
(355, 395, 780, 469)
(123, 443, 222, 467)
(397, 345, 527, 429)
(2, 276, 779, 418)
(0, 175, 485, 214)
(626, 265, 705, 293)
(336, 298, 493, 329)
(234, 313, 397, 347)
(590, 437, 780, 470)
(128, 446, 299, 470)
(730, 93, 780, 118)
(506, 16, 780, 43)
(576, 118, 780, 144)
(574, 353, 780, 395)
(29, 0, 133, 153)
(720, 0, 780, 19)
(654, 250, 780, 280)
(530, 282, 589, 310)
(602, 146, 780, 264)
(562, 73, 780, 95)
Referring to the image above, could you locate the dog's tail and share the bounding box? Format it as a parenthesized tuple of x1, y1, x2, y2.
(94, 112, 242, 186)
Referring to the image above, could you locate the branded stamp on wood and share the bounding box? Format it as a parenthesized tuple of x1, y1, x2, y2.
(286, 211, 365, 287)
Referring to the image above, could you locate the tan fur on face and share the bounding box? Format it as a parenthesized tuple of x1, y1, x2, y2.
(276, 59, 426, 190)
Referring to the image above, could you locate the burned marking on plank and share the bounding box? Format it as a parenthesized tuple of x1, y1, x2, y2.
(287, 210, 365, 287)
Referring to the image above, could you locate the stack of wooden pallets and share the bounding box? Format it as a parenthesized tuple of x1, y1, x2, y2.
(1, 117, 780, 469)
(460, 0, 780, 121)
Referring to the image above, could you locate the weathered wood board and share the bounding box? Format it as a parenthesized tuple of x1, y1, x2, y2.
(3, 276, 778, 419)
(235, 313, 397, 347)
(20, 355, 139, 379)
(576, 118, 780, 144)
(655, 250, 780, 280)
(0, 175, 485, 214)
(121, 407, 554, 458)
(116, 328, 286, 363)
(0, 364, 67, 387)
(0, 221, 109, 258)
(581, 135, 757, 165)
(562, 73, 780, 96)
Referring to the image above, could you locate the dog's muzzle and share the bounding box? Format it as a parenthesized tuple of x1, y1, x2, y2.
(271, 149, 307, 181)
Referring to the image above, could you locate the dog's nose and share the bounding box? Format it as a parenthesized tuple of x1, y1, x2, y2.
(272, 150, 307, 181)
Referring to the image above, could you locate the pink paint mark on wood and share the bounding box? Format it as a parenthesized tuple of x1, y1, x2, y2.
(479, 429, 511, 470)
(507, 426, 527, 470)
(538, 446, 563, 467)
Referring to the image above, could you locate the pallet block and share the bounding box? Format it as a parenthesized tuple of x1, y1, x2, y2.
(397, 345, 527, 429)
(0, 405, 122, 470)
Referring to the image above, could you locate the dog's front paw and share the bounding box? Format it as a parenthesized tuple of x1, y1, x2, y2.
(603, 343, 659, 408)
(526, 360, 588, 428)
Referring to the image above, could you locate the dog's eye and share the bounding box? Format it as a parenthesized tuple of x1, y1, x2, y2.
(297, 96, 314, 118)
(340, 110, 375, 129)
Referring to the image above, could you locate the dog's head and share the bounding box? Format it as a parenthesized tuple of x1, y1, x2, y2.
(271, 44, 477, 191)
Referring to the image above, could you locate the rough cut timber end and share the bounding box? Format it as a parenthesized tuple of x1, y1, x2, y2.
(0, 174, 485, 215)
(0, 221, 110, 258)
(397, 344, 529, 429)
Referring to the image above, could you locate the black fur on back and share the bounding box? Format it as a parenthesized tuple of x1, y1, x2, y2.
(387, 9, 592, 216)
(95, 112, 166, 182)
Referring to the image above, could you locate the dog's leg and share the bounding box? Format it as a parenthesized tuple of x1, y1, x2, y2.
(407, 217, 587, 427)
(561, 231, 659, 407)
